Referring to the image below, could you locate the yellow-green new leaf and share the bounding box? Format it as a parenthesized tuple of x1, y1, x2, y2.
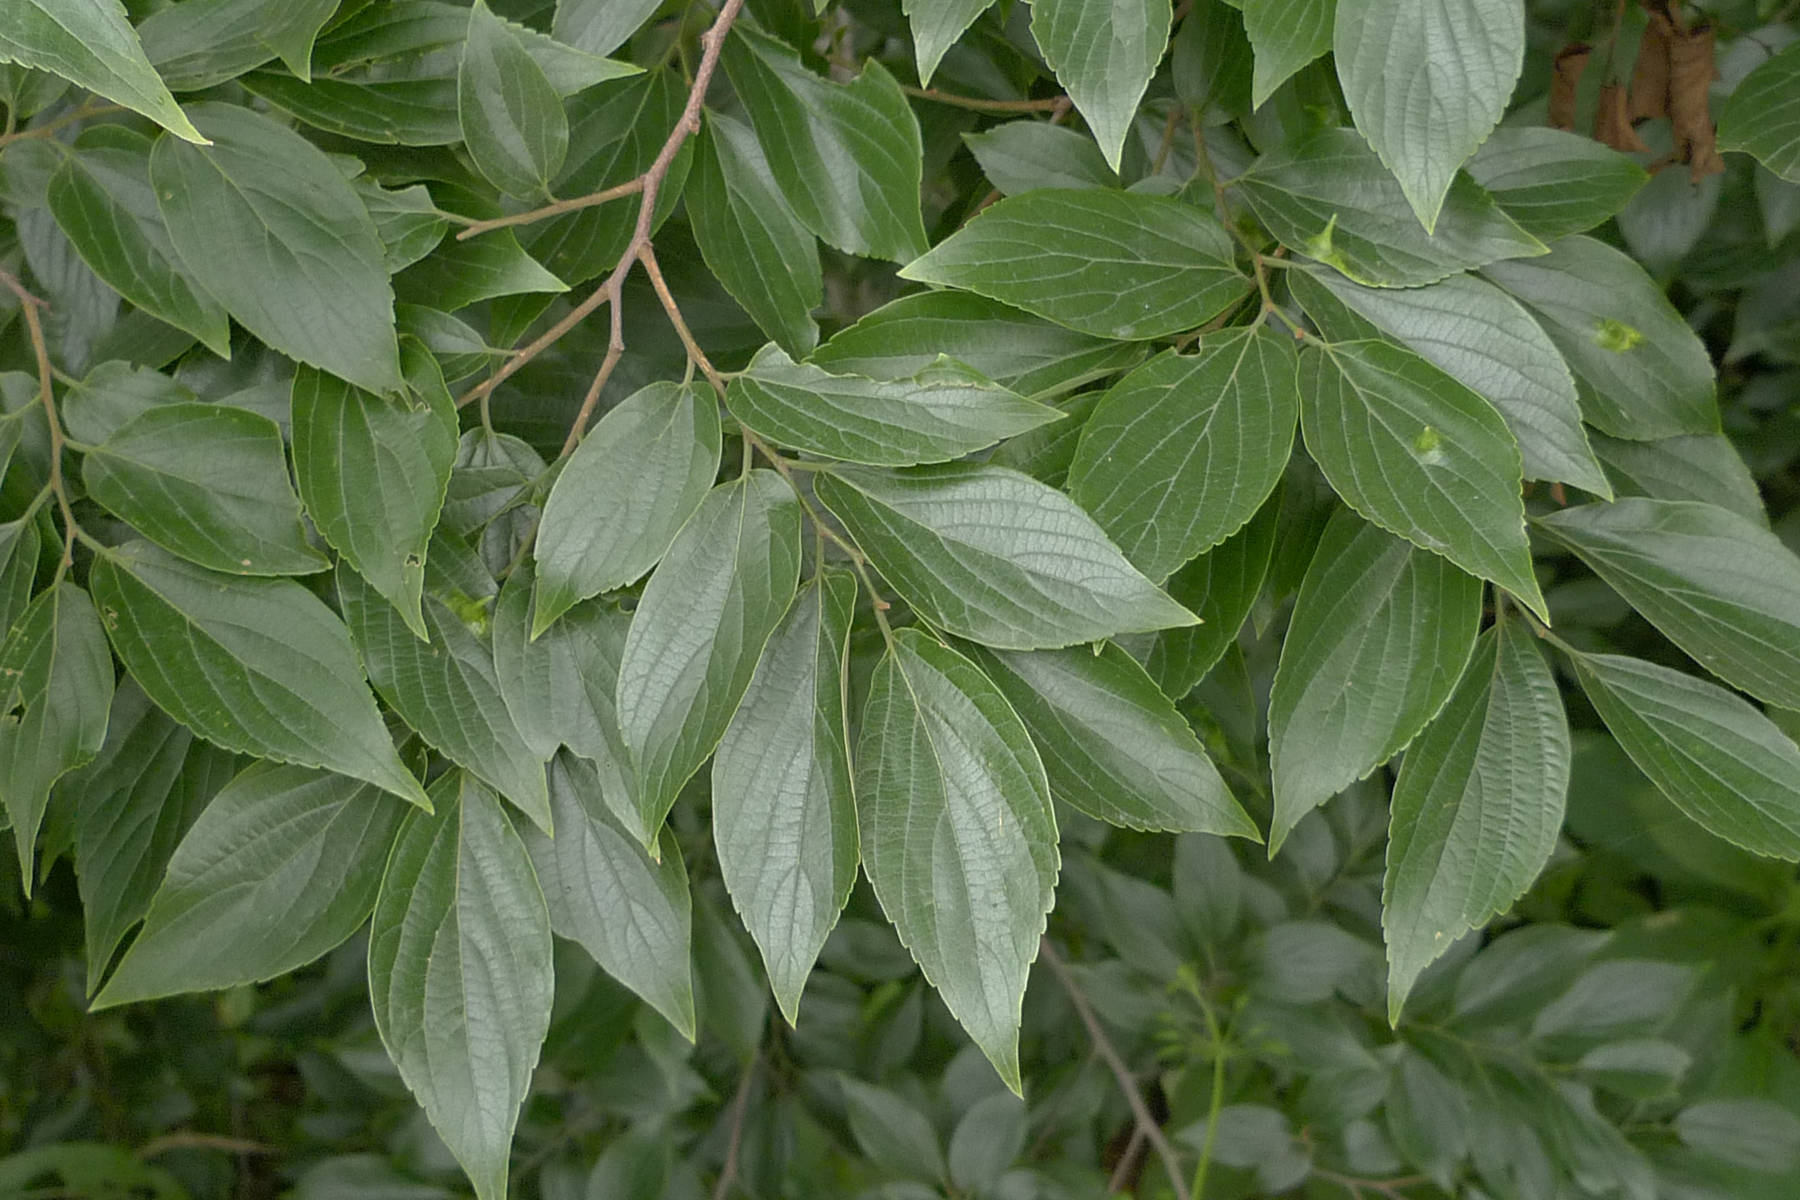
(857, 631, 1058, 1092)
(0, 0, 205, 143)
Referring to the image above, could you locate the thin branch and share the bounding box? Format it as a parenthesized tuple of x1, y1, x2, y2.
(0, 101, 125, 149)
(456, 0, 750, 415)
(901, 85, 1066, 113)
(137, 1133, 276, 1160)
(710, 1056, 760, 1200)
(0, 269, 77, 577)
(558, 340, 623, 458)
(1040, 938, 1193, 1200)
(1312, 1168, 1430, 1199)
(455, 177, 645, 241)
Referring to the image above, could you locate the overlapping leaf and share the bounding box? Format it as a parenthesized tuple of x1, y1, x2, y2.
(1465, 129, 1649, 240)
(1030, 0, 1171, 171)
(0, 0, 205, 142)
(1718, 42, 1800, 184)
(459, 0, 567, 199)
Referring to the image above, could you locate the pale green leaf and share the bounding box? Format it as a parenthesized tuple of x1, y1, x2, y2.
(1300, 340, 1545, 617)
(1465, 128, 1649, 240)
(1718, 42, 1800, 185)
(727, 344, 1061, 467)
(1240, 0, 1334, 106)
(815, 462, 1197, 649)
(459, 0, 568, 200)
(1068, 326, 1297, 581)
(900, 189, 1247, 340)
(1590, 432, 1766, 526)
(553, 0, 661, 57)
(713, 570, 859, 1024)
(857, 630, 1058, 1091)
(0, 0, 205, 142)
(616, 471, 803, 839)
(1384, 620, 1569, 1020)
(904, 0, 996, 85)
(1536, 498, 1800, 710)
(1030, 0, 1172, 171)
(1268, 510, 1482, 849)
(369, 771, 553, 1200)
(1675, 1100, 1800, 1173)
(90, 542, 429, 809)
(94, 761, 409, 1007)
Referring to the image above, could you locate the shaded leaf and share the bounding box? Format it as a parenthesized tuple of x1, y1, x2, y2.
(1590, 432, 1765, 525)
(963, 121, 1118, 196)
(1717, 42, 1800, 185)
(458, 0, 567, 199)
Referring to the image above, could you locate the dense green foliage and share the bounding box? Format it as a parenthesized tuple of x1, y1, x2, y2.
(3, 0, 1800, 1197)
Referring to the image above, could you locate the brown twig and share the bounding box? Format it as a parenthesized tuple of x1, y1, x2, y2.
(710, 1055, 760, 1200)
(900, 85, 1066, 113)
(1312, 1168, 1430, 1199)
(0, 101, 126, 149)
(456, 0, 750, 420)
(455, 177, 646, 241)
(136, 1133, 276, 1160)
(0, 269, 77, 576)
(1040, 938, 1193, 1200)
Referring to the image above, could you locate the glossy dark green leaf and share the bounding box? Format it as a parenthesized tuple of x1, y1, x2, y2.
(1590, 432, 1766, 525)
(338, 565, 550, 833)
(972, 642, 1257, 836)
(815, 462, 1197, 649)
(1717, 42, 1800, 185)
(728, 345, 1060, 467)
(962, 121, 1118, 196)
(616, 471, 803, 839)
(1239, 0, 1334, 105)
(900, 189, 1246, 340)
(1536, 498, 1800, 709)
(0, 584, 113, 883)
(857, 630, 1057, 1091)
(1172, 0, 1253, 119)
(47, 144, 230, 357)
(809, 292, 1143, 402)
(150, 103, 401, 394)
(724, 25, 926, 262)
(1068, 326, 1297, 581)
(82, 402, 325, 576)
(0, 516, 41, 644)
(94, 761, 408, 1007)
(690, 115, 821, 358)
(1031, 0, 1171, 171)
(369, 771, 553, 1200)
(521, 751, 695, 1037)
(291, 353, 457, 640)
(1334, 0, 1523, 230)
(459, 0, 567, 199)
(1481, 236, 1717, 440)
(533, 381, 721, 636)
(1268, 511, 1482, 849)
(243, 73, 463, 146)
(1569, 652, 1800, 862)
(68, 681, 239, 992)
(90, 542, 428, 809)
(713, 570, 858, 1024)
(1290, 267, 1607, 495)
(1465, 128, 1649, 240)
(0, 0, 204, 142)
(1301, 340, 1544, 617)
(1232, 129, 1546, 287)
(1384, 620, 1569, 1020)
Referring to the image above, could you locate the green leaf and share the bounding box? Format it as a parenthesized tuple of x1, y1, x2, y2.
(1464, 128, 1649, 240)
(1172, 0, 1253, 119)
(82, 402, 326, 576)
(1576, 1040, 1691, 1100)
(243, 73, 464, 146)
(1067, 326, 1297, 581)
(1333, 0, 1523, 230)
(712, 570, 858, 1024)
(0, 517, 41, 644)
(1481, 236, 1717, 440)
(1232, 129, 1546, 286)
(1383, 619, 1569, 1020)
(963, 120, 1119, 196)
(724, 26, 926, 262)
(150, 103, 401, 394)
(1536, 498, 1800, 709)
(971, 641, 1258, 836)
(533, 381, 721, 637)
(727, 344, 1061, 467)
(553, 0, 661, 58)
(93, 761, 409, 1007)
(90, 542, 429, 809)
(690, 115, 821, 358)
(815, 462, 1197, 649)
(1120, 493, 1278, 700)
(1240, 0, 1334, 106)
(137, 0, 335, 92)
(857, 630, 1058, 1091)
(1675, 1100, 1800, 1173)
(47, 144, 230, 357)
(1590, 432, 1766, 526)
(841, 1076, 947, 1181)
(1289, 267, 1607, 496)
(1718, 42, 1800, 185)
(899, 189, 1247, 340)
(616, 471, 803, 839)
(338, 565, 551, 833)
(903, 0, 996, 85)
(809, 292, 1143, 402)
(1268, 510, 1482, 849)
(395, 229, 568, 312)
(67, 681, 239, 992)
(0, 584, 113, 884)
(521, 752, 695, 1038)
(949, 1092, 1028, 1192)
(1300, 340, 1544, 617)
(369, 771, 553, 1200)
(0, 0, 205, 143)
(291, 353, 458, 640)
(1030, 0, 1171, 171)
(459, 0, 568, 200)
(1567, 652, 1800, 861)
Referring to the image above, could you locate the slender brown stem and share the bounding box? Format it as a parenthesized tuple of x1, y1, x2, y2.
(710, 1055, 759, 1200)
(1, 270, 77, 577)
(0, 101, 125, 149)
(640, 243, 726, 395)
(1040, 938, 1193, 1200)
(1312, 1169, 1429, 1199)
(455, 177, 646, 241)
(136, 1133, 276, 1160)
(559, 341, 623, 457)
(900, 84, 1066, 113)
